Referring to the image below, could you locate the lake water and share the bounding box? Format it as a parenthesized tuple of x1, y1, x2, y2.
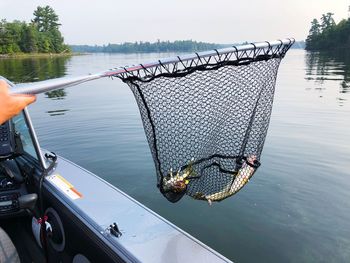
(1, 49, 350, 262)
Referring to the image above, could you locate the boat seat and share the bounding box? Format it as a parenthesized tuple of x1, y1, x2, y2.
(0, 227, 20, 263)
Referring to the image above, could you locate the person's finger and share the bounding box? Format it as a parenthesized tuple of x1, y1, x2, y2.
(26, 95, 37, 104)
(11, 95, 37, 109)
(15, 94, 37, 105)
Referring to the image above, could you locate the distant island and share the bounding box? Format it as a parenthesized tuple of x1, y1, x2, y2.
(70, 41, 227, 53)
(70, 40, 305, 53)
(306, 12, 350, 51)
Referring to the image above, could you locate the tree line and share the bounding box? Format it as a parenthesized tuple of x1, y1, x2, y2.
(70, 40, 226, 53)
(0, 6, 69, 54)
(306, 12, 350, 51)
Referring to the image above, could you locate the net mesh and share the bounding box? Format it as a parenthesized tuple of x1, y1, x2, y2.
(117, 42, 292, 203)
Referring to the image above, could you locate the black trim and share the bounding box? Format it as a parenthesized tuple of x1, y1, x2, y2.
(122, 55, 280, 83)
(133, 82, 163, 193)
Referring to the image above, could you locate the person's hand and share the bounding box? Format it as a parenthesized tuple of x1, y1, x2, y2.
(0, 80, 36, 125)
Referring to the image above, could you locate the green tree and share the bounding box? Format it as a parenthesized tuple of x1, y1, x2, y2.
(0, 20, 25, 54)
(309, 19, 321, 36)
(38, 34, 51, 53)
(306, 11, 350, 51)
(306, 19, 321, 50)
(48, 29, 64, 52)
(320, 13, 335, 31)
(32, 6, 61, 32)
(20, 23, 38, 52)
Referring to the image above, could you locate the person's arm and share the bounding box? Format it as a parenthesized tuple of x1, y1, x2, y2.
(0, 80, 36, 125)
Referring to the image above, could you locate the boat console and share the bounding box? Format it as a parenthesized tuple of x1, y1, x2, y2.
(0, 121, 38, 218)
(0, 121, 17, 158)
(0, 162, 22, 214)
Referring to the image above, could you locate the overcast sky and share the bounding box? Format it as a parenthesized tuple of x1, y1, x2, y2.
(1, 0, 349, 45)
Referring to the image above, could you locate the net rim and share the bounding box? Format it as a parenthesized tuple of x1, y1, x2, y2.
(110, 38, 294, 82)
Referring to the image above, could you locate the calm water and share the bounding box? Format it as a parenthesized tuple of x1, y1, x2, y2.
(1, 50, 350, 262)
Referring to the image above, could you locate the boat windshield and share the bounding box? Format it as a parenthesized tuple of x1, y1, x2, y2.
(12, 112, 38, 161)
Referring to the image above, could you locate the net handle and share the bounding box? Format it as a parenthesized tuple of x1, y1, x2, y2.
(8, 38, 294, 95)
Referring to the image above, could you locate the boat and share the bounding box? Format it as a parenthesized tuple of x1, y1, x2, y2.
(0, 39, 294, 262)
(0, 93, 232, 263)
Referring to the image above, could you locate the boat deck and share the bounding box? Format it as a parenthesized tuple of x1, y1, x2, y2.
(45, 154, 231, 263)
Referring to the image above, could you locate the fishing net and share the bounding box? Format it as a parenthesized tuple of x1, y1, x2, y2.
(117, 41, 293, 203)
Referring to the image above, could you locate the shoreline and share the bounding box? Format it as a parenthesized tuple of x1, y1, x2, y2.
(0, 52, 86, 59)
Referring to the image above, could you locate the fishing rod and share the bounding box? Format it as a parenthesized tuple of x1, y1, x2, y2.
(8, 38, 294, 95)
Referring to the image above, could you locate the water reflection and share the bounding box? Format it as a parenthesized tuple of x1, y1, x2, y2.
(44, 89, 69, 116)
(0, 56, 71, 115)
(305, 51, 350, 102)
(46, 109, 70, 116)
(341, 78, 350, 93)
(0, 56, 71, 83)
(45, 89, 67, 100)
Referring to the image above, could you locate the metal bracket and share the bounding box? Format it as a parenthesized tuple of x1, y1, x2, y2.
(108, 222, 122, 238)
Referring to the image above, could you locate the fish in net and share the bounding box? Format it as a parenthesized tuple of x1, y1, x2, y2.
(116, 40, 293, 203)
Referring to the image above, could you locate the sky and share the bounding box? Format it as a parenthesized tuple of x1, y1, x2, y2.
(1, 0, 349, 45)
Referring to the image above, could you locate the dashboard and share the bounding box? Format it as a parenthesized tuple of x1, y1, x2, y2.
(0, 118, 38, 218)
(0, 160, 29, 217)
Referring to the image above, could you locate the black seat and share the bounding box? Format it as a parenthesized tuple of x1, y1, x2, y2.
(0, 227, 20, 263)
